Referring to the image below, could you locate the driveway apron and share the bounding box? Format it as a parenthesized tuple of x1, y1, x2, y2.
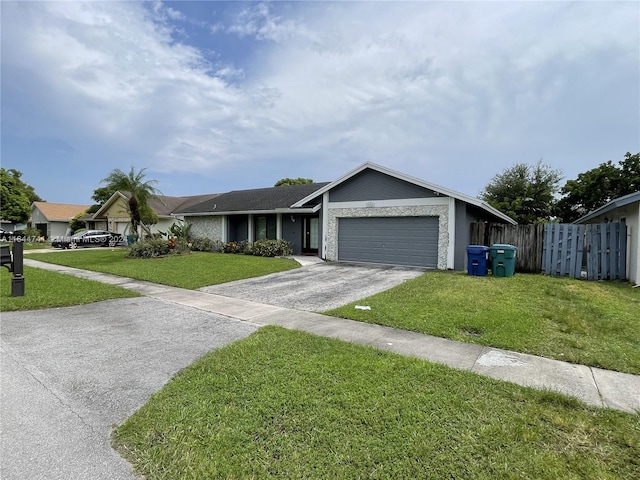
(0, 297, 257, 480)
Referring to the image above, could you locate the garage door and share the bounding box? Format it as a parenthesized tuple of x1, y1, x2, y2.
(338, 216, 439, 268)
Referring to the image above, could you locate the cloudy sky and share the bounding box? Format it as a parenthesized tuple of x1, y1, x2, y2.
(2, 1, 638, 205)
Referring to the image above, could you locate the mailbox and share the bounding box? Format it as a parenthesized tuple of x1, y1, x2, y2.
(1, 245, 12, 271)
(1, 243, 24, 296)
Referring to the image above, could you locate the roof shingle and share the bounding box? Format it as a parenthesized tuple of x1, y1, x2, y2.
(32, 202, 91, 221)
(178, 183, 330, 214)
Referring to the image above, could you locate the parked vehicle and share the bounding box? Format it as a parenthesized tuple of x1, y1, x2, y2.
(52, 230, 123, 249)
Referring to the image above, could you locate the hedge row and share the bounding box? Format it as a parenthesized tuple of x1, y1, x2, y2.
(127, 237, 293, 258)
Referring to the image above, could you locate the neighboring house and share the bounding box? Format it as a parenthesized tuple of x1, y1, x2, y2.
(88, 191, 220, 235)
(30, 202, 91, 239)
(1, 220, 26, 232)
(574, 191, 640, 285)
(176, 162, 516, 270)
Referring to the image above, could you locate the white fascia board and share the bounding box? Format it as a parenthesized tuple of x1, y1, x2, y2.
(574, 191, 640, 224)
(93, 191, 128, 218)
(327, 198, 449, 209)
(291, 161, 517, 224)
(274, 207, 317, 214)
(181, 208, 317, 217)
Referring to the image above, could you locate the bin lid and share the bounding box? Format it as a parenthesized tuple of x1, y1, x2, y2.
(490, 243, 518, 250)
(467, 245, 489, 253)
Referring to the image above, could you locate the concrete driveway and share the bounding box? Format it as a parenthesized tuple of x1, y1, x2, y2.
(0, 297, 257, 480)
(199, 262, 426, 312)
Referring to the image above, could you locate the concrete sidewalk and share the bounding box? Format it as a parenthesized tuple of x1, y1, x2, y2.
(22, 258, 640, 413)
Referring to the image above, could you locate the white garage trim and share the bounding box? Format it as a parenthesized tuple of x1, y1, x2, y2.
(326, 204, 450, 269)
(448, 197, 455, 269)
(322, 192, 329, 259)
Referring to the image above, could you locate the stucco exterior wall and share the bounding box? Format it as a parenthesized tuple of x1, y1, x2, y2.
(188, 216, 223, 241)
(326, 205, 450, 269)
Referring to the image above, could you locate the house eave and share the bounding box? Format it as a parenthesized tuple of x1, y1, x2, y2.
(573, 191, 640, 224)
(291, 161, 516, 224)
(177, 207, 318, 217)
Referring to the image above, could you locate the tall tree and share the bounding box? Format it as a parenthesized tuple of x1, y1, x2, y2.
(556, 152, 639, 222)
(274, 177, 314, 187)
(100, 167, 161, 237)
(480, 161, 562, 224)
(0, 168, 43, 224)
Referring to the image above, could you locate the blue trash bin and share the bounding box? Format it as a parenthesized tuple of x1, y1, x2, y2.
(467, 245, 490, 276)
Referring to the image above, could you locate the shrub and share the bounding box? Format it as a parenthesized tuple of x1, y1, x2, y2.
(190, 237, 214, 252)
(239, 240, 253, 255)
(223, 241, 239, 254)
(252, 239, 293, 257)
(126, 238, 170, 258)
(190, 238, 224, 253)
(172, 239, 191, 255)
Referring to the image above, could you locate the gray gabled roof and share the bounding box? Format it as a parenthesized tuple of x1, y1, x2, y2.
(574, 190, 640, 223)
(292, 162, 517, 224)
(177, 182, 330, 215)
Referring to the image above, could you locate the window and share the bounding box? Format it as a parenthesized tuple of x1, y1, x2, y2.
(255, 216, 276, 240)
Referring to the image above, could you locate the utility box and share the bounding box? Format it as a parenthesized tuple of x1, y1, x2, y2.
(467, 245, 490, 276)
(490, 244, 518, 277)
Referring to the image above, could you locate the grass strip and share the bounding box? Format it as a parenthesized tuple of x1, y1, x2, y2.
(325, 271, 640, 374)
(29, 250, 300, 289)
(1, 266, 139, 311)
(113, 327, 640, 480)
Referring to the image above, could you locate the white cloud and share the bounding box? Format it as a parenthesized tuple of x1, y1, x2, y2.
(226, 2, 314, 43)
(2, 0, 638, 198)
(2, 1, 254, 174)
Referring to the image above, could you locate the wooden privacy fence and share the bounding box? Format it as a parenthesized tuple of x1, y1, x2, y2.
(541, 224, 585, 278)
(541, 222, 627, 280)
(469, 223, 544, 273)
(470, 222, 627, 280)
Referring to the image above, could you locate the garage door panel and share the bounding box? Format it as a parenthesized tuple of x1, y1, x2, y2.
(338, 217, 438, 268)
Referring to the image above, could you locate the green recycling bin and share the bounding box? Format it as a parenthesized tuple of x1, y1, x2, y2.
(490, 244, 517, 277)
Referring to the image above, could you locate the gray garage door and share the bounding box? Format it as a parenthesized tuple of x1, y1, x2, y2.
(338, 216, 439, 267)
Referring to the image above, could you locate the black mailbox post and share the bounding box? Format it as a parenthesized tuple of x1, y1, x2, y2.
(1, 242, 25, 297)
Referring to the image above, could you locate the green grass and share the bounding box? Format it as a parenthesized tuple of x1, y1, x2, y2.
(326, 271, 640, 374)
(113, 327, 640, 480)
(1, 241, 51, 250)
(29, 249, 300, 289)
(0, 266, 139, 311)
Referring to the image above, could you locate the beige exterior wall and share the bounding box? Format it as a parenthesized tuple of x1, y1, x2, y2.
(101, 198, 176, 235)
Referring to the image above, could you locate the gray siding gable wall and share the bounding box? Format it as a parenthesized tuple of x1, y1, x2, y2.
(329, 169, 439, 202)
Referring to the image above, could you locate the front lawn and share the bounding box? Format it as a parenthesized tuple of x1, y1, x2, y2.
(0, 266, 139, 311)
(1, 241, 51, 250)
(326, 271, 640, 375)
(113, 327, 640, 480)
(29, 249, 300, 289)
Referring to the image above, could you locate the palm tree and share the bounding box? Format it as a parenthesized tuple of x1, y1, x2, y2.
(100, 167, 161, 238)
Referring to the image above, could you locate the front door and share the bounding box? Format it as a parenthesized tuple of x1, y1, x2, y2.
(302, 216, 319, 254)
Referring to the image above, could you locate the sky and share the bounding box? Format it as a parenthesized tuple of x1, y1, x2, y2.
(2, 1, 639, 205)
